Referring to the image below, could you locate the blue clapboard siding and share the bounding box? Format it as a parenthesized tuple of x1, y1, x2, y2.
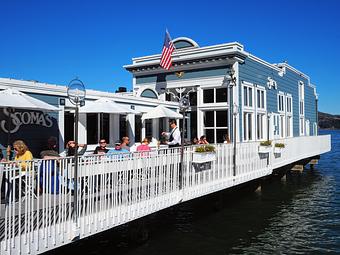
(136, 66, 228, 84)
(305, 85, 317, 135)
(239, 57, 316, 139)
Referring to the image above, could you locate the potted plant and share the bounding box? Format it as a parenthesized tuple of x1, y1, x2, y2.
(274, 143, 285, 154)
(258, 140, 272, 153)
(192, 145, 216, 163)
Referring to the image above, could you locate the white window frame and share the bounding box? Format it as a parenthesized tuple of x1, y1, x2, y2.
(277, 92, 285, 113)
(202, 86, 229, 106)
(242, 82, 256, 141)
(299, 81, 305, 136)
(286, 94, 293, 137)
(203, 109, 229, 143)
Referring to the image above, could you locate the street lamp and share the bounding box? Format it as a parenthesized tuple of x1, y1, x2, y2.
(224, 68, 238, 176)
(67, 78, 86, 229)
(164, 87, 196, 189)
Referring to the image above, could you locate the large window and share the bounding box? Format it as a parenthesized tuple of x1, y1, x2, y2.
(203, 110, 228, 143)
(256, 114, 265, 140)
(203, 87, 228, 104)
(243, 112, 253, 141)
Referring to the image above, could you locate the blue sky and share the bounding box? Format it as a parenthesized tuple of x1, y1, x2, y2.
(1, 0, 339, 114)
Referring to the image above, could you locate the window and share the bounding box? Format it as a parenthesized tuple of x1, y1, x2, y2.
(286, 96, 292, 113)
(286, 116, 292, 137)
(203, 110, 228, 143)
(243, 112, 253, 141)
(243, 86, 253, 107)
(256, 114, 265, 140)
(203, 87, 228, 104)
(278, 94, 284, 112)
(300, 101, 304, 115)
(135, 115, 142, 143)
(87, 113, 98, 144)
(299, 82, 305, 135)
(256, 89, 265, 109)
(280, 115, 285, 138)
(141, 89, 158, 99)
(300, 117, 305, 135)
(145, 119, 153, 139)
(273, 114, 280, 137)
(119, 115, 127, 139)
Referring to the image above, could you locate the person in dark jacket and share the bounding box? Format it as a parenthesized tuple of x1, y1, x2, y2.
(93, 139, 109, 155)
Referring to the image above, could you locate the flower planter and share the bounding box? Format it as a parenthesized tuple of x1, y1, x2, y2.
(258, 145, 272, 154)
(274, 147, 283, 154)
(192, 152, 216, 163)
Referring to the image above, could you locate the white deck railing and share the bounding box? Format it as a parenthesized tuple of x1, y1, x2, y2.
(0, 135, 331, 255)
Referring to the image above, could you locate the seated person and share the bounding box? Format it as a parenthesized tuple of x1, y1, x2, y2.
(13, 140, 33, 171)
(137, 138, 151, 152)
(121, 137, 130, 152)
(199, 135, 209, 144)
(93, 139, 109, 155)
(192, 137, 199, 145)
(108, 141, 130, 155)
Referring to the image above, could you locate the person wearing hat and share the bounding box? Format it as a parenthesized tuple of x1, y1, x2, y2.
(108, 140, 130, 155)
(161, 119, 181, 148)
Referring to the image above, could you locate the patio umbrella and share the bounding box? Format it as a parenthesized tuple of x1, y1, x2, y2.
(141, 105, 182, 121)
(80, 97, 140, 114)
(0, 88, 60, 159)
(79, 97, 140, 139)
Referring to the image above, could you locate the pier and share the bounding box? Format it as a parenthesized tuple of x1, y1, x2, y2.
(0, 135, 331, 255)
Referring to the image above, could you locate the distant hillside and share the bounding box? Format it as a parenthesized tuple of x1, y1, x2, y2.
(319, 112, 340, 129)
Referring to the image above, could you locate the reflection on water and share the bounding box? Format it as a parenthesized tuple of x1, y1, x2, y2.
(51, 130, 340, 255)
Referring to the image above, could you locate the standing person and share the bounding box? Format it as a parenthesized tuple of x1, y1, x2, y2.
(13, 140, 33, 171)
(93, 139, 109, 155)
(121, 137, 130, 151)
(40, 136, 59, 158)
(65, 141, 87, 157)
(161, 119, 181, 148)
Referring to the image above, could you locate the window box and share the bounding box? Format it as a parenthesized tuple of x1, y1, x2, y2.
(274, 147, 283, 154)
(192, 152, 216, 163)
(258, 145, 272, 154)
(258, 140, 272, 154)
(274, 143, 285, 154)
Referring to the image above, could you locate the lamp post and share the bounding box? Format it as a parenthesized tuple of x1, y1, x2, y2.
(225, 68, 238, 176)
(165, 87, 196, 189)
(67, 78, 86, 229)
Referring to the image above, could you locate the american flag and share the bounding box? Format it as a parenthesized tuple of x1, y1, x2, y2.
(160, 30, 175, 70)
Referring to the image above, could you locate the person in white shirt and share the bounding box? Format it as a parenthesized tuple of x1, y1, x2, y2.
(161, 119, 181, 148)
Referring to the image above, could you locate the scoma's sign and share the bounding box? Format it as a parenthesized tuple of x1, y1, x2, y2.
(0, 108, 53, 134)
